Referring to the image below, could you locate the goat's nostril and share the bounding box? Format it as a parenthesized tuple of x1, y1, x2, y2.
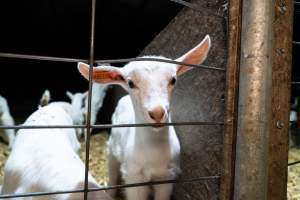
(148, 107, 165, 122)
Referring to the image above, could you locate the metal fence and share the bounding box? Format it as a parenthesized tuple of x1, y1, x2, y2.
(0, 0, 298, 199)
(0, 0, 226, 199)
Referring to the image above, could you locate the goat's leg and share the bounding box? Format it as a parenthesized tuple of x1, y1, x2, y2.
(107, 152, 120, 197)
(125, 173, 149, 200)
(153, 183, 173, 200)
(6, 130, 15, 149)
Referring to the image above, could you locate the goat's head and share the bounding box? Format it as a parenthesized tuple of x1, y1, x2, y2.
(66, 91, 87, 138)
(78, 35, 211, 124)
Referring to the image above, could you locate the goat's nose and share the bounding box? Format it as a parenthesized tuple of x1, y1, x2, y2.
(148, 107, 165, 123)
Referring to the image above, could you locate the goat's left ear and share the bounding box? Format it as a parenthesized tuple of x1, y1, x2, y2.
(175, 35, 211, 76)
(82, 91, 88, 102)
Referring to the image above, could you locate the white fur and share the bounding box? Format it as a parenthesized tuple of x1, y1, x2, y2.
(83, 83, 109, 126)
(66, 91, 87, 139)
(289, 97, 299, 147)
(107, 62, 181, 200)
(78, 35, 211, 200)
(0, 95, 15, 149)
(290, 110, 297, 122)
(38, 90, 87, 139)
(1, 104, 111, 200)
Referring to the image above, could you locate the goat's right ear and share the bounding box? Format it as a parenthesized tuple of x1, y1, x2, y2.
(66, 91, 73, 100)
(77, 62, 125, 84)
(175, 35, 211, 76)
(83, 91, 88, 98)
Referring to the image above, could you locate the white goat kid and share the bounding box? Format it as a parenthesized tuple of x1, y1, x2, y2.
(1, 104, 112, 200)
(66, 91, 88, 138)
(78, 35, 211, 200)
(0, 95, 15, 149)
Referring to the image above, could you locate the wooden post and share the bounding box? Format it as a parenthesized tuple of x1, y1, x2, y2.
(234, 0, 274, 199)
(220, 0, 242, 199)
(267, 0, 294, 199)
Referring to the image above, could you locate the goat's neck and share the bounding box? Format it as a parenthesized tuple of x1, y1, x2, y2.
(134, 112, 171, 145)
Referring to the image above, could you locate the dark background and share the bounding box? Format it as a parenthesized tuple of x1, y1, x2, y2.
(0, 0, 299, 124)
(0, 0, 184, 123)
(292, 3, 300, 105)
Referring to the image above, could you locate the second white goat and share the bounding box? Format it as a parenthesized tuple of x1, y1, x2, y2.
(1, 104, 112, 200)
(66, 91, 88, 138)
(39, 89, 87, 139)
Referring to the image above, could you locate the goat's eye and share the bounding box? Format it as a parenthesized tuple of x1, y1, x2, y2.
(128, 80, 135, 89)
(170, 77, 177, 86)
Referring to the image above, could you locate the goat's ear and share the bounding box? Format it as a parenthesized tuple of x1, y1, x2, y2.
(82, 91, 88, 102)
(175, 35, 211, 76)
(78, 62, 125, 84)
(83, 91, 88, 98)
(66, 91, 73, 100)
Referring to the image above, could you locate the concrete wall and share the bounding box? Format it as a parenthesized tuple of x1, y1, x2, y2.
(141, 0, 227, 199)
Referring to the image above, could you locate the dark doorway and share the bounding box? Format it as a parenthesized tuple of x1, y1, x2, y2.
(0, 0, 184, 123)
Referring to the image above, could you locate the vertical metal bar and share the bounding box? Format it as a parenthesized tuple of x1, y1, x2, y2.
(220, 0, 242, 199)
(234, 0, 274, 199)
(84, 0, 96, 199)
(267, 0, 294, 199)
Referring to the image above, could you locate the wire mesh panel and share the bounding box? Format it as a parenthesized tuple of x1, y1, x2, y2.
(0, 0, 228, 199)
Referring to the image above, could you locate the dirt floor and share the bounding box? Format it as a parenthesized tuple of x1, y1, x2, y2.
(79, 132, 109, 185)
(0, 141, 10, 184)
(288, 148, 300, 200)
(0, 133, 299, 199)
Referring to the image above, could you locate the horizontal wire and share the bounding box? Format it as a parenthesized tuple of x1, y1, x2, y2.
(295, 1, 300, 5)
(0, 176, 220, 199)
(95, 57, 225, 71)
(291, 82, 300, 85)
(293, 41, 300, 45)
(0, 121, 224, 130)
(89, 175, 220, 192)
(0, 53, 87, 63)
(0, 52, 225, 71)
(288, 160, 300, 166)
(0, 189, 84, 199)
(92, 121, 224, 128)
(169, 0, 225, 19)
(0, 125, 86, 130)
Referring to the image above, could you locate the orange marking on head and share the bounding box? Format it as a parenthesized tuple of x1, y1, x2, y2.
(93, 70, 123, 83)
(94, 71, 112, 80)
